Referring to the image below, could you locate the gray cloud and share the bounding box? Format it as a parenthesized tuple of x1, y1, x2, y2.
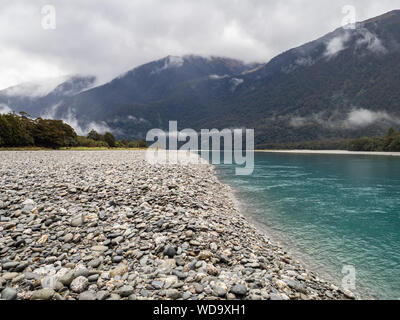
(289, 108, 400, 129)
(41, 104, 112, 135)
(0, 103, 13, 114)
(324, 31, 351, 58)
(2, 77, 68, 97)
(356, 28, 388, 54)
(345, 108, 399, 127)
(0, 0, 399, 90)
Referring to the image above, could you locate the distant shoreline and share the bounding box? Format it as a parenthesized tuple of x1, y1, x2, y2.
(255, 150, 400, 157)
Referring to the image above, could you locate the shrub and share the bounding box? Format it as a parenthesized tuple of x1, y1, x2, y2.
(104, 132, 116, 148)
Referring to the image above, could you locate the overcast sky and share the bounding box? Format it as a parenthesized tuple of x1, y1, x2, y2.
(0, 0, 399, 90)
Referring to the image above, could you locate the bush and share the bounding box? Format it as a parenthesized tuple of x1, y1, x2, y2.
(349, 128, 400, 152)
(87, 129, 102, 141)
(0, 112, 148, 149)
(104, 132, 116, 148)
(0, 113, 34, 147)
(76, 136, 108, 148)
(137, 139, 148, 148)
(32, 118, 78, 149)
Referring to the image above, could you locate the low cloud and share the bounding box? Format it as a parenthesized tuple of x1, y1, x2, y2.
(151, 56, 185, 74)
(295, 56, 314, 67)
(345, 108, 397, 127)
(289, 108, 400, 129)
(356, 28, 387, 54)
(0, 103, 13, 114)
(41, 104, 112, 135)
(209, 74, 229, 80)
(289, 116, 308, 128)
(62, 110, 112, 136)
(324, 31, 351, 58)
(108, 115, 149, 125)
(3, 77, 68, 98)
(230, 78, 244, 91)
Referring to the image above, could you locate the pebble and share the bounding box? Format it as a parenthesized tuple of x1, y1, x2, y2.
(1, 287, 18, 300)
(163, 246, 176, 258)
(166, 289, 181, 300)
(2, 262, 20, 270)
(0, 151, 350, 301)
(214, 282, 228, 297)
(117, 285, 134, 297)
(59, 271, 75, 286)
(70, 276, 89, 293)
(31, 288, 55, 300)
(231, 284, 247, 296)
(79, 291, 96, 300)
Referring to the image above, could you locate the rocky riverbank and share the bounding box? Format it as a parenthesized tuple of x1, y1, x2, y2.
(0, 150, 352, 300)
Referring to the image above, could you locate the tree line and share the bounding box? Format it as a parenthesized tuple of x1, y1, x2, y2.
(0, 112, 147, 149)
(257, 128, 400, 152)
(348, 128, 400, 152)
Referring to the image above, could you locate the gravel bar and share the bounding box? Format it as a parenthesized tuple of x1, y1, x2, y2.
(0, 150, 352, 300)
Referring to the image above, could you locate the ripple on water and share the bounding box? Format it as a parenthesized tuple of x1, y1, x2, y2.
(216, 153, 400, 300)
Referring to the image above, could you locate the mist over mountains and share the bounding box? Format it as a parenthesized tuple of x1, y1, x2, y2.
(1, 10, 400, 144)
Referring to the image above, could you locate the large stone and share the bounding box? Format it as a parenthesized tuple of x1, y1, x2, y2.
(91, 245, 108, 252)
(63, 233, 74, 242)
(71, 216, 83, 227)
(3, 273, 19, 281)
(31, 288, 55, 300)
(163, 246, 176, 258)
(58, 270, 75, 286)
(1, 287, 18, 300)
(117, 285, 134, 297)
(166, 289, 181, 300)
(96, 290, 110, 300)
(110, 263, 128, 278)
(79, 291, 96, 300)
(214, 282, 228, 298)
(230, 284, 247, 296)
(206, 264, 219, 276)
(198, 250, 213, 260)
(2, 261, 20, 270)
(70, 276, 89, 293)
(88, 258, 102, 268)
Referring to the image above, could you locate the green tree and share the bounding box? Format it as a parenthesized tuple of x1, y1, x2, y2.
(388, 135, 400, 151)
(0, 112, 34, 147)
(32, 118, 78, 149)
(137, 139, 148, 148)
(87, 129, 102, 141)
(387, 127, 395, 137)
(104, 132, 116, 148)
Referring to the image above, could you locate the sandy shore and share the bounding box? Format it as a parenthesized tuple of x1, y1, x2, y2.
(0, 150, 351, 300)
(256, 150, 400, 157)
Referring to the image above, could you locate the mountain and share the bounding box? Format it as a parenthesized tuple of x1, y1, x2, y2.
(2, 10, 400, 144)
(0, 75, 96, 117)
(51, 55, 259, 122)
(130, 9, 400, 144)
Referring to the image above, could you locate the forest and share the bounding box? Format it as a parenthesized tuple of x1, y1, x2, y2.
(348, 128, 400, 152)
(0, 112, 147, 149)
(257, 128, 400, 152)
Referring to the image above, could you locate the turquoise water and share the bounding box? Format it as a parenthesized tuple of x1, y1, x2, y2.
(214, 152, 400, 300)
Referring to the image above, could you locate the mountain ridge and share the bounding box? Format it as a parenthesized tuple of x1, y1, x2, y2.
(1, 10, 400, 143)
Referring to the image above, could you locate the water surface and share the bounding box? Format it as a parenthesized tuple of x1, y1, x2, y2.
(215, 152, 400, 300)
